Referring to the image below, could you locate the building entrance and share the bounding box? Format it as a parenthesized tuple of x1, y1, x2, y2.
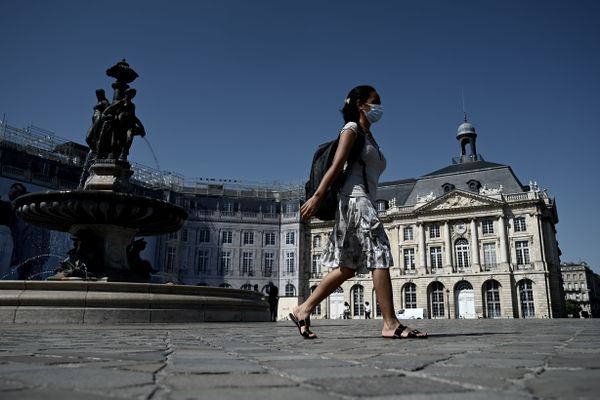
(329, 288, 344, 319)
(455, 281, 476, 319)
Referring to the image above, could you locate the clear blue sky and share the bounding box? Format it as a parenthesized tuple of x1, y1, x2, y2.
(1, 1, 599, 271)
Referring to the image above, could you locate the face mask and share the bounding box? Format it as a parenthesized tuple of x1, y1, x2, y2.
(364, 103, 383, 123)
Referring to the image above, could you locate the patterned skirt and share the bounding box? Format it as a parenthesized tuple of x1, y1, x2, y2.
(320, 193, 394, 274)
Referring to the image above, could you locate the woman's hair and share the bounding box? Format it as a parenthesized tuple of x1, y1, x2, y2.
(341, 85, 376, 123)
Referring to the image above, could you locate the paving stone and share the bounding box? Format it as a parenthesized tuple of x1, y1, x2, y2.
(0, 319, 598, 399)
(525, 369, 600, 400)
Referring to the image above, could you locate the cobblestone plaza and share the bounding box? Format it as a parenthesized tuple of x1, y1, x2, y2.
(0, 319, 598, 399)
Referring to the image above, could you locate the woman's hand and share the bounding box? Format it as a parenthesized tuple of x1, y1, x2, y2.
(300, 194, 322, 222)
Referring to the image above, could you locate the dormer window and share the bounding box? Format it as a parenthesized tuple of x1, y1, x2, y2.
(467, 179, 481, 192)
(442, 183, 455, 193)
(376, 200, 388, 212)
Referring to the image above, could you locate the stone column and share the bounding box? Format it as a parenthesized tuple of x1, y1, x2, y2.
(418, 222, 427, 274)
(498, 215, 509, 270)
(444, 221, 453, 273)
(470, 219, 481, 271)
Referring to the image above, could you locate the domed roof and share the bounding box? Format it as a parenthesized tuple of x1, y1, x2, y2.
(457, 121, 476, 137)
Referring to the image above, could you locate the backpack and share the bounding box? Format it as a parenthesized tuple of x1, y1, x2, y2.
(305, 126, 368, 221)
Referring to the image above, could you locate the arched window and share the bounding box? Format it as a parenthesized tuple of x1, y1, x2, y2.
(455, 239, 470, 270)
(430, 282, 445, 318)
(241, 283, 253, 291)
(285, 283, 296, 297)
(310, 286, 321, 315)
(518, 280, 535, 318)
(404, 283, 417, 308)
(219, 283, 231, 288)
(485, 280, 501, 318)
(312, 235, 321, 248)
(352, 285, 364, 317)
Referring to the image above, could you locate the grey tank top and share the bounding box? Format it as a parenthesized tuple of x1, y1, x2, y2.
(339, 122, 387, 202)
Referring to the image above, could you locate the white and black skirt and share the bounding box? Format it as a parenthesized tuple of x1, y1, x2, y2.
(320, 193, 394, 274)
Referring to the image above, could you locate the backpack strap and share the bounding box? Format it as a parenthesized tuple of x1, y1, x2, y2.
(354, 126, 369, 195)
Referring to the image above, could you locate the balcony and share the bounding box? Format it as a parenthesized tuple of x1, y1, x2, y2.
(515, 264, 533, 271)
(310, 272, 323, 279)
(483, 263, 498, 271)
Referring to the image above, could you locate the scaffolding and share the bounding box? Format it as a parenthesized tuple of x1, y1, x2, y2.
(0, 120, 304, 199)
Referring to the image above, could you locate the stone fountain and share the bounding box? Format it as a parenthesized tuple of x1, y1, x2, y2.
(0, 61, 269, 323)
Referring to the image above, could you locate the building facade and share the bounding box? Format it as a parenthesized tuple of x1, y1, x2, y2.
(561, 262, 600, 318)
(305, 121, 565, 319)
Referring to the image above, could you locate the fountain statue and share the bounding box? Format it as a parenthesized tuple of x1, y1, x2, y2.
(12, 60, 186, 282)
(0, 60, 269, 323)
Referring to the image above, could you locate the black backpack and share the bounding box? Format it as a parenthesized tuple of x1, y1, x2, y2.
(305, 127, 368, 221)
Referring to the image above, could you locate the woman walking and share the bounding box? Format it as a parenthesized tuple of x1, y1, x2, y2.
(290, 85, 427, 340)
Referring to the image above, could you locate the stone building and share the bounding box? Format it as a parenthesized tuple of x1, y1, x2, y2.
(305, 120, 565, 319)
(152, 183, 304, 301)
(561, 262, 600, 318)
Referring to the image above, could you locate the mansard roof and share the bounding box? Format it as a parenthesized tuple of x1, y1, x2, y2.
(377, 178, 417, 203)
(404, 162, 524, 206)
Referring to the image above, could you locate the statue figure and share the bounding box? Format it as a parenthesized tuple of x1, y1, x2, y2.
(85, 89, 110, 152)
(127, 238, 155, 280)
(118, 88, 146, 161)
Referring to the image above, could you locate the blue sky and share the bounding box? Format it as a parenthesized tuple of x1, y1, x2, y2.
(1, 0, 599, 271)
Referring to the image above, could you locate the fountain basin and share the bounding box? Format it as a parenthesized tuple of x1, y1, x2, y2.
(0, 281, 270, 323)
(13, 190, 187, 235)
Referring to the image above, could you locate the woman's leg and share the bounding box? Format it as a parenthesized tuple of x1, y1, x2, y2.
(373, 268, 427, 338)
(372, 268, 400, 336)
(293, 266, 355, 331)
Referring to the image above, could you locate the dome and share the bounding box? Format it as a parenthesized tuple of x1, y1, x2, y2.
(457, 121, 476, 137)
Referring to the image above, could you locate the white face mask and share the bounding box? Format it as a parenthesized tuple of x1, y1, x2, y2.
(364, 103, 383, 123)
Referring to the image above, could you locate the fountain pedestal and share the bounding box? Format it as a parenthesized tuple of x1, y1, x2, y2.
(84, 160, 134, 192)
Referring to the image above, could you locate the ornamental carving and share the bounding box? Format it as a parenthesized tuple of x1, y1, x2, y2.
(431, 194, 487, 210)
(479, 185, 504, 195)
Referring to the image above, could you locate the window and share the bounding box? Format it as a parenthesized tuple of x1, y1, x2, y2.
(166, 246, 176, 273)
(168, 232, 178, 240)
(286, 251, 295, 274)
(404, 283, 417, 308)
(403, 248, 415, 271)
(519, 280, 535, 318)
(431, 282, 445, 318)
(442, 183, 455, 193)
(285, 231, 295, 245)
(242, 251, 254, 276)
(243, 231, 254, 245)
(485, 280, 501, 318)
(223, 202, 234, 212)
(222, 231, 232, 244)
(285, 203, 294, 213)
(429, 224, 440, 239)
(220, 250, 231, 275)
(241, 283, 253, 291)
(515, 241, 530, 265)
(514, 217, 527, 232)
(483, 243, 497, 270)
(265, 232, 276, 246)
(467, 179, 481, 192)
(219, 283, 231, 288)
(455, 239, 470, 270)
(352, 285, 364, 317)
(403, 226, 414, 241)
(264, 252, 274, 277)
(198, 229, 210, 243)
(196, 249, 209, 274)
(310, 286, 321, 315)
(482, 220, 494, 235)
(312, 235, 321, 248)
(430, 247, 443, 270)
(285, 283, 296, 296)
(376, 200, 387, 212)
(311, 254, 321, 275)
(181, 229, 188, 242)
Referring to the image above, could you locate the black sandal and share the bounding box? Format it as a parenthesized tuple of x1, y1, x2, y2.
(289, 313, 317, 339)
(383, 323, 428, 339)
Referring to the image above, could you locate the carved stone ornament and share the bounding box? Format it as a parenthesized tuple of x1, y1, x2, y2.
(431, 193, 487, 210)
(479, 185, 504, 195)
(416, 192, 437, 204)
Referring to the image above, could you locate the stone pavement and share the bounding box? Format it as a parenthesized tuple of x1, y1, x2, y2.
(0, 319, 599, 400)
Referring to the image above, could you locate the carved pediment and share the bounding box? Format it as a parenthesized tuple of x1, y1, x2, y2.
(415, 190, 502, 214)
